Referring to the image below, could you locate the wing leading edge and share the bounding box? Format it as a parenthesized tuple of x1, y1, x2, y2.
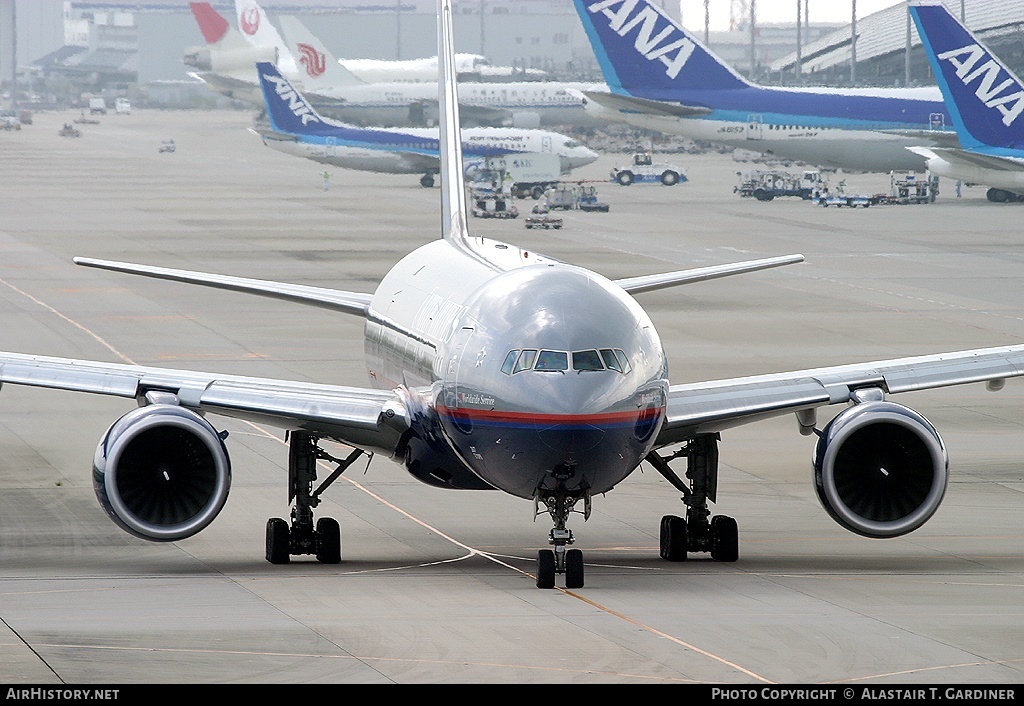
(0, 351, 408, 457)
(655, 344, 1024, 446)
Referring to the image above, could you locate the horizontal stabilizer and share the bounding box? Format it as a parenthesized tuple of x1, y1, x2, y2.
(614, 254, 804, 295)
(907, 145, 1024, 172)
(74, 257, 373, 317)
(583, 90, 710, 118)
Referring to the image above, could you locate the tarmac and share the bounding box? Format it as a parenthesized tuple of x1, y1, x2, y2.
(0, 108, 1023, 684)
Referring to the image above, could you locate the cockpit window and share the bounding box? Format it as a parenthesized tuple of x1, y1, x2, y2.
(513, 349, 538, 373)
(535, 350, 568, 371)
(501, 350, 519, 375)
(600, 348, 622, 372)
(614, 349, 632, 374)
(572, 349, 604, 371)
(564, 140, 581, 149)
(502, 348, 632, 374)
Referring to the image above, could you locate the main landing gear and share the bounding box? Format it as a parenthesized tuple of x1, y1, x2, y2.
(646, 434, 739, 563)
(533, 467, 591, 589)
(265, 431, 368, 565)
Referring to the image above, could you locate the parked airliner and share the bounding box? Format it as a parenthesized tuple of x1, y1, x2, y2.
(2, 0, 1024, 589)
(277, 14, 604, 129)
(573, 0, 960, 172)
(906, 2, 1024, 203)
(236, 0, 544, 85)
(252, 62, 598, 187)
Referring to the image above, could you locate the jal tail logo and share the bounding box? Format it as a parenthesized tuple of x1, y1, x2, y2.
(263, 73, 320, 126)
(297, 43, 326, 78)
(938, 43, 1024, 127)
(240, 6, 260, 36)
(586, 0, 696, 80)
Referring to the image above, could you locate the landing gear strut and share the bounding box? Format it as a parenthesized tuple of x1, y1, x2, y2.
(646, 434, 739, 563)
(533, 473, 590, 589)
(265, 431, 367, 564)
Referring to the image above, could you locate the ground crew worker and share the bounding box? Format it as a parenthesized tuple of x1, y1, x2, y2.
(322, 171, 331, 191)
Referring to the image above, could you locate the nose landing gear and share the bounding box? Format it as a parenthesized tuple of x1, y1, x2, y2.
(533, 482, 590, 589)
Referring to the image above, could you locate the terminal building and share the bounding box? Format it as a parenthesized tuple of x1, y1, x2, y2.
(2, 0, 1024, 105)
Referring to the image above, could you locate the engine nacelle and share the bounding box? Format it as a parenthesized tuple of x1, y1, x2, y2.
(813, 400, 948, 538)
(93, 405, 231, 542)
(183, 45, 277, 73)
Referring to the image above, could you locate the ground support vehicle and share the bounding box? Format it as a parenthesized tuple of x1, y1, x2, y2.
(812, 192, 875, 208)
(524, 215, 562, 229)
(88, 97, 107, 115)
(736, 169, 823, 201)
(880, 172, 939, 204)
(611, 152, 686, 186)
(159, 139, 176, 153)
(58, 124, 81, 138)
(470, 189, 518, 219)
(577, 185, 610, 212)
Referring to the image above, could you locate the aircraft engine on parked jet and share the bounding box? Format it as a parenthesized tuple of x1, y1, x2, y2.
(183, 45, 277, 74)
(93, 405, 231, 541)
(813, 400, 948, 538)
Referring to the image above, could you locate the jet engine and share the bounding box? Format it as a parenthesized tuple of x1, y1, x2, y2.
(93, 405, 231, 542)
(183, 45, 277, 74)
(813, 400, 948, 538)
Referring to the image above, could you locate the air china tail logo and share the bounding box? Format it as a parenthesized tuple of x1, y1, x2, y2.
(587, 0, 695, 80)
(263, 73, 320, 125)
(297, 43, 326, 78)
(240, 6, 261, 36)
(938, 43, 1024, 127)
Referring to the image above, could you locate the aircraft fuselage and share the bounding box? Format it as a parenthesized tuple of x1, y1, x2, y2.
(363, 238, 669, 498)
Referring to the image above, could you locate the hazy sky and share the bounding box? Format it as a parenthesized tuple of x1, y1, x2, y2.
(677, 1, 907, 31)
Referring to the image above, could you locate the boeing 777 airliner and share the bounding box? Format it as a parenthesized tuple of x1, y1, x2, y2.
(0, 0, 1023, 590)
(573, 0, 959, 172)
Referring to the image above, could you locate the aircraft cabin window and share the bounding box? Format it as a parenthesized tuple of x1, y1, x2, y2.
(535, 350, 569, 372)
(513, 349, 537, 373)
(572, 350, 604, 371)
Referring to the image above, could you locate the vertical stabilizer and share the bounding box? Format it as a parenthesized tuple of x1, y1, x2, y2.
(572, 0, 751, 97)
(189, 2, 249, 51)
(235, 0, 298, 75)
(256, 61, 334, 135)
(437, 0, 470, 244)
(910, 2, 1024, 152)
(278, 16, 365, 89)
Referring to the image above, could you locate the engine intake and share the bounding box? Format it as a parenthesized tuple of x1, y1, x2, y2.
(93, 405, 231, 541)
(813, 400, 948, 538)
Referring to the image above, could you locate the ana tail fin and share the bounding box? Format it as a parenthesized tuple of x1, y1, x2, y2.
(278, 15, 365, 89)
(910, 2, 1024, 151)
(572, 0, 750, 97)
(256, 61, 333, 134)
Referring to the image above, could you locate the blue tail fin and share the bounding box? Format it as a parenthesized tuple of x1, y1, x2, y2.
(910, 2, 1024, 152)
(256, 61, 333, 135)
(572, 0, 750, 97)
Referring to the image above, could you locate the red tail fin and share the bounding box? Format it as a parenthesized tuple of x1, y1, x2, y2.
(189, 2, 229, 45)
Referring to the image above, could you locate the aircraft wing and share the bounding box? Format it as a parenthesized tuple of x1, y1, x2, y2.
(907, 146, 1024, 173)
(615, 255, 804, 295)
(654, 345, 1024, 446)
(74, 257, 373, 316)
(0, 351, 407, 456)
(582, 90, 711, 118)
(882, 129, 962, 149)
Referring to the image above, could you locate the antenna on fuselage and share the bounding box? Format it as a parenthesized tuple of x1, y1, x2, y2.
(437, 0, 470, 244)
